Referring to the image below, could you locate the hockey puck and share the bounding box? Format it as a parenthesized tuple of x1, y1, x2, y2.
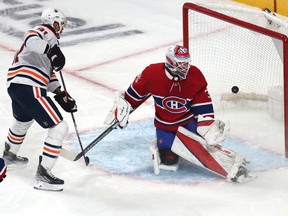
(231, 86, 239, 94)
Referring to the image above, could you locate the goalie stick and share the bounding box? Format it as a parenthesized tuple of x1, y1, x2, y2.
(60, 94, 150, 163)
(74, 119, 120, 161)
(60, 108, 138, 162)
(60, 115, 125, 162)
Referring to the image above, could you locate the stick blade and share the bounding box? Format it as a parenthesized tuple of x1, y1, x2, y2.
(60, 148, 77, 161)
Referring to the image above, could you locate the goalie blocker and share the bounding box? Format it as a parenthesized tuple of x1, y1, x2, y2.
(152, 126, 256, 183)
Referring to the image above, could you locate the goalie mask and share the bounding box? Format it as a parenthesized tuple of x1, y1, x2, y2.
(41, 8, 67, 36)
(165, 45, 191, 79)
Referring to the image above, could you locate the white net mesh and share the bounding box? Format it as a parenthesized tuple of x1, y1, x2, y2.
(185, 2, 287, 106)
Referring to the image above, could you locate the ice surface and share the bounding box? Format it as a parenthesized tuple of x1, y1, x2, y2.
(0, 1, 288, 216)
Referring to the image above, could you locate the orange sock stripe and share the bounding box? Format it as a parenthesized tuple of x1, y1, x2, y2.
(8, 133, 24, 143)
(43, 146, 61, 155)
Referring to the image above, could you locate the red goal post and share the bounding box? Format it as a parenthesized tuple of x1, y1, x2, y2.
(182, 2, 288, 157)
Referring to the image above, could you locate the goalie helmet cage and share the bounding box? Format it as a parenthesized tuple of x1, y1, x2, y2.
(182, 2, 288, 158)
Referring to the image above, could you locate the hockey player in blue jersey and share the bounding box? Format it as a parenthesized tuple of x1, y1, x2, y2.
(2, 8, 76, 191)
(0, 158, 7, 182)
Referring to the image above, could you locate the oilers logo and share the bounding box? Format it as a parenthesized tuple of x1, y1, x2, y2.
(162, 96, 188, 113)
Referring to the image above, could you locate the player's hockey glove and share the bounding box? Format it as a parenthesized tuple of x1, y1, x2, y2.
(47, 45, 65, 71)
(54, 91, 77, 113)
(196, 114, 230, 145)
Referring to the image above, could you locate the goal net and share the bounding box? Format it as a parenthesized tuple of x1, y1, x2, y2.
(182, 1, 288, 157)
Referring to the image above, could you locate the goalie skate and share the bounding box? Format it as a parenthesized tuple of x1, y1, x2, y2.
(236, 172, 257, 183)
(229, 165, 257, 183)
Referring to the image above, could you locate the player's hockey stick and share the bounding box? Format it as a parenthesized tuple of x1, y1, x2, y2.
(58, 71, 90, 166)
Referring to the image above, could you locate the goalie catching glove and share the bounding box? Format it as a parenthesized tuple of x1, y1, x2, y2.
(196, 115, 230, 145)
(104, 92, 131, 128)
(54, 91, 77, 113)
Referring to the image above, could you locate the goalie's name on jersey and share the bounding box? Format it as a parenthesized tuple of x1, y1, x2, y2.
(125, 63, 214, 131)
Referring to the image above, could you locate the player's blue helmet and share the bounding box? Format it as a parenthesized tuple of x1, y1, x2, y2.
(165, 45, 191, 79)
(41, 8, 67, 35)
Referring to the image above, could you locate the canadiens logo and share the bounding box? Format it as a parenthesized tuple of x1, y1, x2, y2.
(162, 96, 187, 113)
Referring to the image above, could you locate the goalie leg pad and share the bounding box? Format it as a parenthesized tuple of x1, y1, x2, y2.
(150, 141, 179, 175)
(172, 126, 245, 179)
(150, 141, 161, 175)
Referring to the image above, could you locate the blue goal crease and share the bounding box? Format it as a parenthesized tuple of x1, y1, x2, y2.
(68, 119, 288, 184)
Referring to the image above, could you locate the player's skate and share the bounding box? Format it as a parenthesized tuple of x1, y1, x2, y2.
(34, 156, 64, 192)
(2, 143, 28, 169)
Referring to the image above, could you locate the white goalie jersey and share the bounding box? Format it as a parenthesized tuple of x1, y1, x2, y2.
(7, 24, 61, 93)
